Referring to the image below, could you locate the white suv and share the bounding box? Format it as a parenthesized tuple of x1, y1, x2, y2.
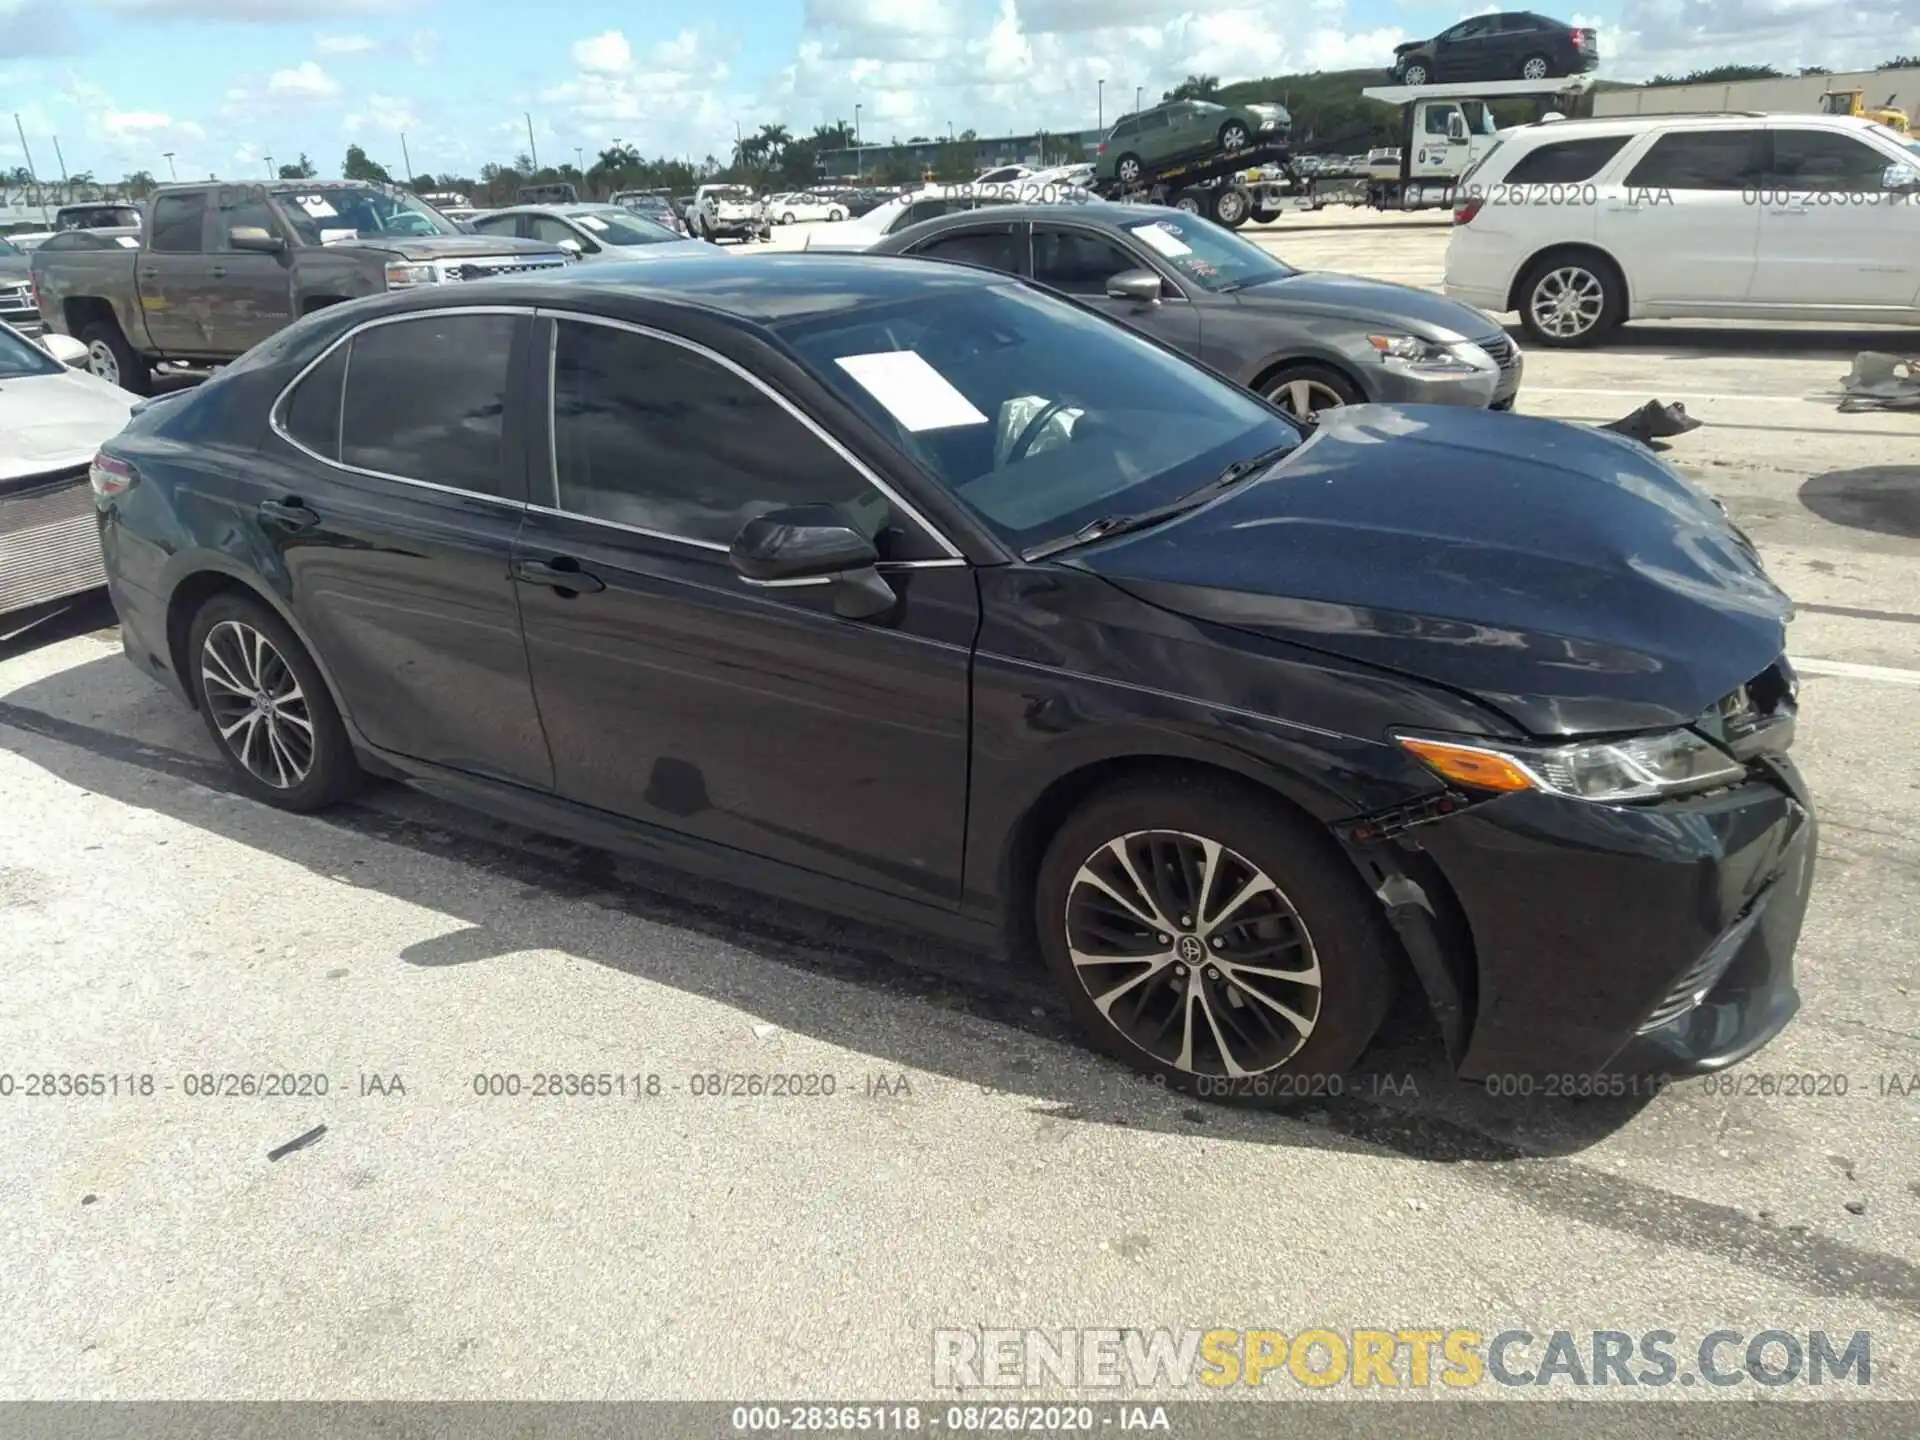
(1444, 113, 1920, 346)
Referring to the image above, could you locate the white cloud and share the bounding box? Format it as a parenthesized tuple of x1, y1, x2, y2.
(571, 30, 633, 74)
(315, 33, 378, 56)
(268, 60, 340, 99)
(1612, 0, 1920, 79)
(91, 0, 418, 20)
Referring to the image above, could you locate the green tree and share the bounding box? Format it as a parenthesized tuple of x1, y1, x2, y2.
(1163, 73, 1222, 102)
(1879, 55, 1920, 69)
(1647, 64, 1783, 86)
(277, 152, 316, 180)
(122, 169, 157, 199)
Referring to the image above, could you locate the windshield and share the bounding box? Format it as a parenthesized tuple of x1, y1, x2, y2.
(0, 237, 19, 256)
(1123, 212, 1294, 293)
(572, 208, 681, 246)
(275, 186, 459, 243)
(779, 283, 1300, 553)
(0, 325, 61, 379)
(1869, 123, 1920, 162)
(711, 187, 754, 202)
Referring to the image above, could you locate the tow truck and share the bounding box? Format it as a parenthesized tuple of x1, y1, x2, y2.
(1099, 77, 1596, 226)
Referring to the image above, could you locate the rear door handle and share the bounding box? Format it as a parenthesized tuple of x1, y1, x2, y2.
(258, 498, 320, 529)
(512, 556, 605, 594)
(209, 265, 227, 278)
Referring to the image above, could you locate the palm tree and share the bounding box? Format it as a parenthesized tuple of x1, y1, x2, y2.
(1164, 73, 1222, 102)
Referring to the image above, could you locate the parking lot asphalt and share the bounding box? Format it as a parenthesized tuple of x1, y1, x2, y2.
(1, 210, 1917, 1411)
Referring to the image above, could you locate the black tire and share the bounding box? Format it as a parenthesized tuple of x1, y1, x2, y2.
(1401, 59, 1431, 85)
(1114, 152, 1144, 187)
(1172, 189, 1205, 215)
(79, 320, 151, 395)
(781, 211, 796, 224)
(1260, 361, 1363, 422)
(1035, 775, 1397, 1103)
(1251, 206, 1280, 224)
(1516, 250, 1623, 347)
(827, 207, 845, 221)
(1519, 52, 1554, 81)
(1218, 121, 1251, 153)
(1210, 184, 1252, 228)
(186, 591, 360, 812)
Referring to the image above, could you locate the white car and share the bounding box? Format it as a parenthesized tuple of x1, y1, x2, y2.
(468, 204, 715, 261)
(691, 184, 770, 242)
(0, 324, 135, 617)
(1444, 112, 1920, 346)
(768, 192, 849, 224)
(802, 185, 1074, 252)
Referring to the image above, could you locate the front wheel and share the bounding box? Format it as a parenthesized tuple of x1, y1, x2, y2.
(828, 207, 845, 221)
(79, 321, 151, 395)
(1520, 53, 1553, 80)
(1261, 362, 1362, 422)
(1218, 121, 1251, 153)
(1035, 778, 1397, 1101)
(781, 211, 796, 224)
(187, 591, 361, 812)
(1517, 253, 1623, 347)
(1401, 60, 1431, 85)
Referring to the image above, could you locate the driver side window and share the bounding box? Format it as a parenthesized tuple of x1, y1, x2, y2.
(1032, 227, 1147, 295)
(529, 214, 593, 251)
(548, 318, 943, 558)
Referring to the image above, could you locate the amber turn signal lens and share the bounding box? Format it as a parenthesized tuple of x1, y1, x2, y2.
(1397, 737, 1538, 793)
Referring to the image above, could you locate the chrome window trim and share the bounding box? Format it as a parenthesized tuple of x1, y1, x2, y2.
(268, 304, 535, 509)
(535, 308, 966, 561)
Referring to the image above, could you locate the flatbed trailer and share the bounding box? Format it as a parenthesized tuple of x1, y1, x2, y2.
(1092, 138, 1296, 228)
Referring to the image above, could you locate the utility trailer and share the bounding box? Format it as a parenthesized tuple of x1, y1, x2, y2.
(1091, 138, 1295, 229)
(1236, 77, 1598, 221)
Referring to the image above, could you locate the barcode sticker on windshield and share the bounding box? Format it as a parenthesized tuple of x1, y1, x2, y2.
(319, 229, 357, 245)
(296, 196, 339, 218)
(1130, 222, 1192, 257)
(834, 351, 988, 431)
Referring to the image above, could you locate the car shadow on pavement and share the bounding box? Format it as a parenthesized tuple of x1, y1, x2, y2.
(1, 647, 1668, 1166)
(1556, 324, 1911, 357)
(1799, 466, 1920, 541)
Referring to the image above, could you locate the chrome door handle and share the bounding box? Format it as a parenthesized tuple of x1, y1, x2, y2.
(512, 556, 605, 595)
(258, 498, 319, 530)
(208, 266, 227, 278)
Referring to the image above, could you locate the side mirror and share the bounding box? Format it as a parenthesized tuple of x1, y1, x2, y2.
(42, 332, 89, 367)
(228, 225, 285, 254)
(557, 236, 584, 253)
(1446, 115, 1469, 144)
(1884, 165, 1920, 194)
(729, 505, 896, 620)
(1106, 267, 1164, 303)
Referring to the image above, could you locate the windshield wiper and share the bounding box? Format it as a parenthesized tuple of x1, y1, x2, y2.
(1021, 442, 1294, 562)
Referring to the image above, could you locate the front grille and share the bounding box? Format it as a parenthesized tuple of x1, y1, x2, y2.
(1479, 333, 1519, 371)
(444, 257, 571, 282)
(1637, 901, 1766, 1034)
(0, 466, 103, 611)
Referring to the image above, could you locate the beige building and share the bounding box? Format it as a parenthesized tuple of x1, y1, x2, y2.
(1591, 68, 1917, 120)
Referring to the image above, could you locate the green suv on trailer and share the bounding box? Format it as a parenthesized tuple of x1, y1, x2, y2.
(1095, 98, 1292, 187)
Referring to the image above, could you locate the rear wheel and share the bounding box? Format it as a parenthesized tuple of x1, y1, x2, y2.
(1172, 189, 1205, 215)
(187, 592, 360, 812)
(1218, 120, 1251, 153)
(1517, 252, 1623, 346)
(828, 207, 845, 221)
(781, 211, 796, 224)
(1520, 53, 1553, 80)
(1035, 777, 1397, 1102)
(79, 321, 150, 395)
(1261, 362, 1362, 422)
(1211, 184, 1252, 228)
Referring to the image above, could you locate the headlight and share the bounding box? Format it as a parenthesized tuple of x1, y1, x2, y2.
(383, 261, 437, 288)
(1366, 333, 1486, 375)
(1396, 729, 1747, 804)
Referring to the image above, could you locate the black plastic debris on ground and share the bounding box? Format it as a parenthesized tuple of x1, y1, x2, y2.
(1838, 352, 1920, 412)
(267, 1124, 327, 1162)
(1599, 399, 1704, 452)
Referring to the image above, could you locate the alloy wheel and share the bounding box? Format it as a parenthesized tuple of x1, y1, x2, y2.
(1522, 56, 1550, 80)
(1118, 156, 1142, 185)
(1403, 64, 1429, 84)
(199, 619, 315, 790)
(1175, 194, 1203, 214)
(1222, 123, 1250, 151)
(1064, 830, 1322, 1076)
(1267, 376, 1348, 419)
(87, 340, 120, 386)
(1529, 265, 1605, 339)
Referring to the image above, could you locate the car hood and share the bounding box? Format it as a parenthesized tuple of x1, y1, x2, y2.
(1068, 405, 1791, 736)
(1394, 40, 1427, 54)
(805, 214, 893, 251)
(0, 255, 28, 283)
(605, 240, 726, 259)
(1243, 270, 1503, 340)
(360, 235, 566, 259)
(0, 368, 135, 481)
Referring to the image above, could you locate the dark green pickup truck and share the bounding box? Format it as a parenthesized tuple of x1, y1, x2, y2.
(29, 179, 571, 393)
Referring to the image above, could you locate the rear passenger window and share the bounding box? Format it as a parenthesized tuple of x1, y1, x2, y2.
(1623, 130, 1765, 189)
(914, 229, 1018, 271)
(339, 314, 520, 494)
(280, 343, 347, 460)
(1501, 136, 1629, 184)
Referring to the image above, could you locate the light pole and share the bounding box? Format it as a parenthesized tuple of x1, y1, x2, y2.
(265, 153, 274, 178)
(1135, 85, 1143, 115)
(524, 112, 539, 171)
(1098, 79, 1104, 131)
(948, 120, 955, 142)
(854, 103, 862, 177)
(163, 150, 177, 180)
(400, 131, 414, 185)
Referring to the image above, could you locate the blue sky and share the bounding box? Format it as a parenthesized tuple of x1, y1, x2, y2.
(1, 0, 1915, 182)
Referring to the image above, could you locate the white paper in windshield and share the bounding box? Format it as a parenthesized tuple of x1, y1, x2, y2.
(578, 215, 610, 231)
(1130, 222, 1192, 257)
(319, 228, 357, 245)
(834, 350, 987, 431)
(115, 235, 139, 248)
(296, 196, 339, 218)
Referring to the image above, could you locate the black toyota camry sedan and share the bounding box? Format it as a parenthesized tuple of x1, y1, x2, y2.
(89, 254, 1814, 1100)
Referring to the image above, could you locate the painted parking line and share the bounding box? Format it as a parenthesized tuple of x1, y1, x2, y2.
(1791, 657, 1920, 686)
(1522, 386, 1833, 405)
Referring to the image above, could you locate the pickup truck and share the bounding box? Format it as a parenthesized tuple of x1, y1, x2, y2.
(29, 179, 572, 393)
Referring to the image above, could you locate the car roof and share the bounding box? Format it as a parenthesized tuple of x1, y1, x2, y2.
(883, 199, 1182, 235)
(1503, 112, 1885, 141)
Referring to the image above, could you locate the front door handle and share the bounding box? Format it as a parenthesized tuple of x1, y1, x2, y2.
(513, 556, 605, 594)
(209, 265, 227, 278)
(258, 497, 319, 530)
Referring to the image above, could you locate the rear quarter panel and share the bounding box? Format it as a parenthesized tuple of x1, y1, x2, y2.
(31, 246, 154, 349)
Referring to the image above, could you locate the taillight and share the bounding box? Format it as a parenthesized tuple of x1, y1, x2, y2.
(89, 452, 137, 497)
(1097, 143, 1107, 154)
(1570, 27, 1588, 42)
(1454, 197, 1484, 225)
